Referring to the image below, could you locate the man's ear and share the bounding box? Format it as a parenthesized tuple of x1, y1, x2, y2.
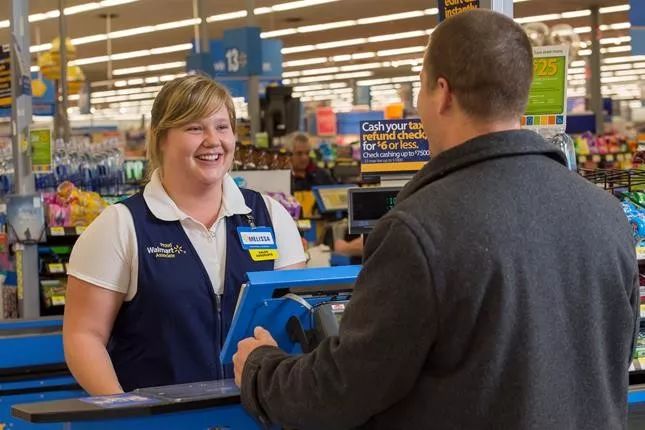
(436, 77, 453, 116)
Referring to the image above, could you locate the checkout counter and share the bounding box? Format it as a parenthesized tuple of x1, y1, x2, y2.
(0, 318, 84, 429)
(11, 266, 360, 429)
(8, 187, 645, 428)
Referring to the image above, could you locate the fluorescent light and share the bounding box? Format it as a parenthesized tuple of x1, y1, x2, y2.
(515, 14, 561, 24)
(317, 38, 368, 49)
(368, 31, 426, 43)
(340, 62, 385, 72)
(424, 8, 439, 15)
(570, 60, 586, 67)
(615, 68, 645, 76)
(357, 11, 425, 25)
(282, 45, 315, 54)
(300, 67, 340, 76)
(112, 61, 185, 76)
(30, 43, 53, 53)
(284, 57, 328, 67)
(298, 20, 356, 33)
(207, 11, 247, 23)
(578, 49, 592, 56)
(601, 36, 632, 45)
(352, 52, 376, 60)
(603, 55, 645, 64)
(606, 45, 632, 53)
(377, 46, 426, 57)
(71, 55, 110, 66)
(568, 67, 585, 74)
(599, 5, 630, 13)
(602, 75, 640, 83)
(600, 22, 631, 31)
(269, 0, 339, 12)
(561, 10, 591, 18)
(262, 29, 298, 38)
(357, 78, 393, 86)
(602, 64, 632, 71)
(292, 71, 373, 84)
(412, 65, 423, 73)
(332, 55, 352, 62)
(574, 26, 592, 34)
(29, 10, 61, 23)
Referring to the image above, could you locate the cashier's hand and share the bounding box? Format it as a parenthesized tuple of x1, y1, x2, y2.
(233, 326, 278, 387)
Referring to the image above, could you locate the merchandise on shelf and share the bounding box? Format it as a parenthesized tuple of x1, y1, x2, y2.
(34, 137, 131, 196)
(44, 181, 109, 227)
(267, 192, 301, 219)
(621, 195, 645, 249)
(575, 132, 637, 170)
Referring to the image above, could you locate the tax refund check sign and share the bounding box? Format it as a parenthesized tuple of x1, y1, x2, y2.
(360, 119, 430, 174)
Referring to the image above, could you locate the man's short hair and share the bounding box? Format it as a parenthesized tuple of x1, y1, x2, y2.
(423, 9, 533, 121)
(287, 132, 311, 151)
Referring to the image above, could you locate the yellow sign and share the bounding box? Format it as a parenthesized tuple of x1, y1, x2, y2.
(50, 226, 65, 236)
(48, 263, 65, 274)
(249, 249, 279, 261)
(75, 226, 87, 235)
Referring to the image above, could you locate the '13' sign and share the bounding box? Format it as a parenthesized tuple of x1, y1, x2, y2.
(225, 48, 240, 73)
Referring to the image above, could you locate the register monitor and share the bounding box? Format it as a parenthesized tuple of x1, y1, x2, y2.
(312, 184, 355, 213)
(348, 186, 402, 234)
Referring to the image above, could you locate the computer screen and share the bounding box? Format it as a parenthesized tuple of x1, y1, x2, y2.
(348, 187, 401, 234)
(312, 185, 355, 213)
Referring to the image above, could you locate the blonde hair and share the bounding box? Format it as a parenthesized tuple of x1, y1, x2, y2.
(147, 75, 236, 175)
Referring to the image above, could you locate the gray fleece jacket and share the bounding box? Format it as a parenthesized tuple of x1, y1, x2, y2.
(241, 130, 639, 430)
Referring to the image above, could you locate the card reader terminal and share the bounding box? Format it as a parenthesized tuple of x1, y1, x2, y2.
(313, 301, 348, 342)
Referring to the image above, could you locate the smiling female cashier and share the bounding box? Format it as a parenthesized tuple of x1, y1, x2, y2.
(63, 75, 306, 395)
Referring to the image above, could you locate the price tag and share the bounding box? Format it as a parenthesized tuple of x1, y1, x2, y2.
(592, 155, 601, 163)
(75, 226, 87, 235)
(606, 154, 614, 162)
(637, 246, 645, 260)
(297, 220, 312, 230)
(48, 263, 65, 274)
(50, 227, 65, 236)
(51, 295, 65, 306)
(617, 154, 625, 161)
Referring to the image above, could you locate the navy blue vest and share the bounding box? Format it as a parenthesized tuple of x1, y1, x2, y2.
(108, 189, 274, 391)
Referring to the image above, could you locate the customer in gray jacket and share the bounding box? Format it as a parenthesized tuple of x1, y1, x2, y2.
(233, 9, 639, 430)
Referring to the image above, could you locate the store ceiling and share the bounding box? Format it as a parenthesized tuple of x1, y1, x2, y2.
(0, 0, 637, 110)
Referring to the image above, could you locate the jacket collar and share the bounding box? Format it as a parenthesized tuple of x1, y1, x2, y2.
(398, 129, 567, 202)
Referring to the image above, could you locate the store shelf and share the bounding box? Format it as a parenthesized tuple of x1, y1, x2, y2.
(46, 226, 87, 238)
(577, 152, 633, 163)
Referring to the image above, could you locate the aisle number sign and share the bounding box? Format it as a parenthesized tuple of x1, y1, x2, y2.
(522, 45, 569, 131)
(30, 127, 53, 173)
(360, 119, 430, 174)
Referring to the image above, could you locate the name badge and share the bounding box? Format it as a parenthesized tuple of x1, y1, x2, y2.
(237, 226, 279, 262)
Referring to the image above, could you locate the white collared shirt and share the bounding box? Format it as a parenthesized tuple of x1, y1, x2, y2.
(68, 170, 306, 300)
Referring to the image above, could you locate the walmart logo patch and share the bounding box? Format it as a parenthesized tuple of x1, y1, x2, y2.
(146, 242, 187, 259)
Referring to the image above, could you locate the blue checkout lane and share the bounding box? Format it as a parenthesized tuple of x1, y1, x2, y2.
(1, 317, 85, 430)
(3, 268, 645, 429)
(629, 389, 645, 404)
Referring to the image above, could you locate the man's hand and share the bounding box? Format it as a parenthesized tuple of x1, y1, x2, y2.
(233, 326, 278, 387)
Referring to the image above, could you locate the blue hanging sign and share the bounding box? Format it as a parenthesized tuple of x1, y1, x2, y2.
(223, 27, 263, 76)
(631, 0, 645, 55)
